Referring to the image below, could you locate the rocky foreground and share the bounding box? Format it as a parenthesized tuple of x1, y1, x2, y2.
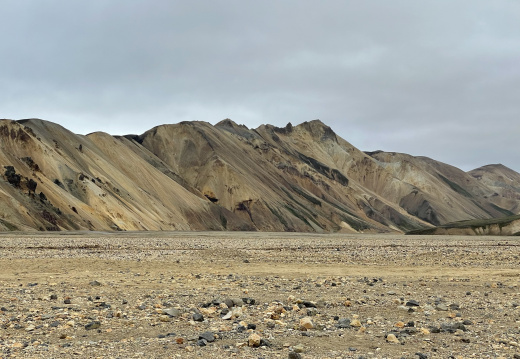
(0, 232, 519, 358)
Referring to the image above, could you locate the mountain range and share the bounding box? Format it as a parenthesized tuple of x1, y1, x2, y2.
(0, 118, 519, 233)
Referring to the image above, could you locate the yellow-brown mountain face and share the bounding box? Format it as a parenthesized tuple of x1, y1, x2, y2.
(0, 118, 518, 232)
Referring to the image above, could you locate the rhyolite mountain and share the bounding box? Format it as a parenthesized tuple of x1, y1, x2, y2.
(0, 118, 518, 233)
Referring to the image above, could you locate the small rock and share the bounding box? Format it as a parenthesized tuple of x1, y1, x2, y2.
(159, 315, 172, 322)
(224, 298, 234, 308)
(350, 319, 362, 327)
(236, 325, 246, 333)
(337, 318, 351, 328)
(192, 313, 204, 322)
(299, 317, 314, 331)
(162, 308, 181, 317)
(302, 300, 317, 308)
(429, 326, 441, 333)
(25, 324, 35, 332)
(386, 334, 399, 344)
(232, 298, 244, 306)
(199, 331, 215, 343)
(292, 343, 305, 353)
(288, 352, 302, 359)
(242, 297, 256, 305)
(197, 339, 207, 346)
(420, 327, 430, 335)
(248, 333, 262, 347)
(85, 321, 101, 330)
(260, 338, 272, 347)
(406, 300, 420, 307)
(435, 303, 449, 311)
(89, 280, 102, 286)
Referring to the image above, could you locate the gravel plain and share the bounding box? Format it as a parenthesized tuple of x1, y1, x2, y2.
(0, 231, 519, 359)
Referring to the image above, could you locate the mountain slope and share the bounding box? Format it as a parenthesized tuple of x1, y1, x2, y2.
(363, 151, 517, 225)
(0, 119, 248, 231)
(0, 118, 519, 233)
(135, 120, 428, 233)
(469, 164, 520, 214)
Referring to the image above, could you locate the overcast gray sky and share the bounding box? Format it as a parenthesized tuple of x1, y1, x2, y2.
(1, 1, 519, 171)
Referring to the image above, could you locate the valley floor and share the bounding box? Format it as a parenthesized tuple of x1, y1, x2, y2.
(0, 232, 519, 358)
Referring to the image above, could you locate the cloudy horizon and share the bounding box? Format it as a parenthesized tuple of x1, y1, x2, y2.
(1, 1, 519, 172)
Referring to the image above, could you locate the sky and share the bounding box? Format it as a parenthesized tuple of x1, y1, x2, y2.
(1, 1, 519, 172)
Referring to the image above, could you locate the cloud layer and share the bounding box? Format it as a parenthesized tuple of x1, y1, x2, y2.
(1, 1, 519, 171)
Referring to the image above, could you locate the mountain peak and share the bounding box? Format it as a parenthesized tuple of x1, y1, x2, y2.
(297, 120, 337, 143)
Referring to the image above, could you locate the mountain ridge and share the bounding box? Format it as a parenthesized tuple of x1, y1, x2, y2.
(0, 118, 518, 233)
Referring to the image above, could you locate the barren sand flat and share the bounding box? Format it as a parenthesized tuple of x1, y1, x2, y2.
(1, 232, 519, 358)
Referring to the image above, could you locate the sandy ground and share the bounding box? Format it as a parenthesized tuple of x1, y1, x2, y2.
(0, 232, 519, 359)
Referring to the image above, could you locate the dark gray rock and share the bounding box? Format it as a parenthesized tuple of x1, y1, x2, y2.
(406, 300, 420, 307)
(288, 352, 302, 359)
(197, 339, 207, 346)
(224, 298, 234, 308)
(337, 318, 351, 328)
(242, 297, 256, 305)
(199, 331, 215, 343)
(429, 326, 441, 333)
(302, 300, 317, 308)
(260, 338, 272, 347)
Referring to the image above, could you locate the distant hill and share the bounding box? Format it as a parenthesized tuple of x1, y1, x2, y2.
(0, 118, 519, 233)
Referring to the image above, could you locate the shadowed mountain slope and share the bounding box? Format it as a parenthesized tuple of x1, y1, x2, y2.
(0, 118, 518, 232)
